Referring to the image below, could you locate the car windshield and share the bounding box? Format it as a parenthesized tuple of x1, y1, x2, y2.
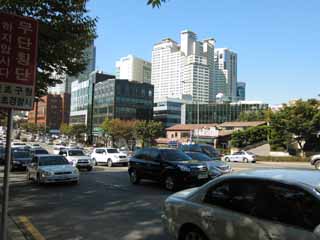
(200, 145, 220, 157)
(186, 152, 212, 161)
(13, 143, 25, 146)
(34, 149, 48, 154)
(107, 148, 119, 153)
(161, 149, 192, 161)
(68, 150, 85, 156)
(181, 144, 202, 152)
(39, 156, 69, 166)
(12, 151, 30, 158)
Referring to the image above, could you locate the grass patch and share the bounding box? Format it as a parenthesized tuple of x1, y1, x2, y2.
(256, 156, 309, 162)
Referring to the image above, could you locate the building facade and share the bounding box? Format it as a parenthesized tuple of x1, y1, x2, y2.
(214, 48, 238, 101)
(115, 55, 151, 83)
(28, 93, 70, 130)
(182, 101, 268, 124)
(236, 82, 246, 101)
(93, 79, 154, 128)
(151, 30, 216, 103)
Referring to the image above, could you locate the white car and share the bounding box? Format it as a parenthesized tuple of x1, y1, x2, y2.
(11, 142, 27, 148)
(223, 150, 256, 163)
(53, 145, 66, 155)
(310, 154, 320, 170)
(163, 169, 320, 240)
(30, 143, 42, 149)
(27, 154, 79, 184)
(91, 148, 128, 167)
(59, 148, 93, 171)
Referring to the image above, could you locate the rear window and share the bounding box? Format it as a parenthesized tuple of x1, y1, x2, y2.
(107, 148, 119, 154)
(13, 151, 31, 158)
(160, 149, 191, 161)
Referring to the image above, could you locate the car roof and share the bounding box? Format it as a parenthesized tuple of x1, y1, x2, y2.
(36, 154, 61, 157)
(228, 169, 320, 189)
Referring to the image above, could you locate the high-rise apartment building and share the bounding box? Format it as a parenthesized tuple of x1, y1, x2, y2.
(115, 55, 151, 83)
(151, 30, 216, 104)
(214, 48, 238, 101)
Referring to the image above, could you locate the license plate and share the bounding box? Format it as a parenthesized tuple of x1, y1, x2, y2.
(198, 173, 208, 179)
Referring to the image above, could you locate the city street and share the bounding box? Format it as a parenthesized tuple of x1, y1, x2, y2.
(1, 158, 313, 240)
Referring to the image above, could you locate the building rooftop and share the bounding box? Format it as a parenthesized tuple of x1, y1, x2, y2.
(218, 121, 266, 128)
(166, 123, 218, 131)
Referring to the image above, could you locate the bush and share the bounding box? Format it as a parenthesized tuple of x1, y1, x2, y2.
(256, 156, 309, 162)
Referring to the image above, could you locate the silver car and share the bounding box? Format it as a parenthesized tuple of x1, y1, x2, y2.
(163, 169, 320, 240)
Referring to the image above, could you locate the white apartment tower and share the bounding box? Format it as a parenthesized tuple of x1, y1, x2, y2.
(214, 48, 238, 101)
(116, 55, 151, 83)
(151, 30, 216, 103)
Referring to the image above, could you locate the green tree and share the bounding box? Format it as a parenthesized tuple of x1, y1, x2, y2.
(60, 123, 72, 137)
(231, 125, 269, 148)
(147, 0, 167, 7)
(135, 121, 163, 147)
(0, 0, 97, 97)
(239, 110, 268, 121)
(70, 124, 87, 141)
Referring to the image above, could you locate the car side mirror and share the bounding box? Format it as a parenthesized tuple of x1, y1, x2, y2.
(314, 225, 320, 237)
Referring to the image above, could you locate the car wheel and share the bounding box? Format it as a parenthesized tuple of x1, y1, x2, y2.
(129, 169, 140, 184)
(243, 158, 249, 163)
(315, 161, 320, 170)
(181, 227, 208, 240)
(164, 175, 176, 191)
(93, 158, 98, 166)
(225, 157, 230, 162)
(107, 159, 113, 167)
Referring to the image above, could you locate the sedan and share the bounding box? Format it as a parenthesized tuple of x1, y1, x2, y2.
(27, 154, 79, 184)
(163, 169, 320, 240)
(223, 150, 256, 163)
(185, 151, 232, 178)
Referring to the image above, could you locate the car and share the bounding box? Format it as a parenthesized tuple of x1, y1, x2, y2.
(30, 148, 49, 157)
(162, 169, 320, 240)
(27, 154, 79, 184)
(223, 150, 256, 163)
(30, 143, 42, 149)
(91, 147, 128, 167)
(59, 148, 93, 171)
(11, 142, 27, 148)
(185, 151, 232, 178)
(310, 154, 320, 170)
(128, 148, 210, 191)
(53, 145, 66, 155)
(178, 144, 221, 159)
(11, 149, 32, 171)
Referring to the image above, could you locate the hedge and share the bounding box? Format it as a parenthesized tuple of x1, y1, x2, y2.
(256, 156, 309, 162)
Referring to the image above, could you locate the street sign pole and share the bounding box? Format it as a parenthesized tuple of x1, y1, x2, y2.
(1, 108, 13, 240)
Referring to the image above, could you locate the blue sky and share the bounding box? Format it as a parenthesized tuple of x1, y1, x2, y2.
(87, 0, 320, 105)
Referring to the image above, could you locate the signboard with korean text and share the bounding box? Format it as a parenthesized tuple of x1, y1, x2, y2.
(0, 13, 38, 110)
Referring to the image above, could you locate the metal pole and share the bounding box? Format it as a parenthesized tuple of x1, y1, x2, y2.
(197, 100, 199, 143)
(1, 108, 13, 240)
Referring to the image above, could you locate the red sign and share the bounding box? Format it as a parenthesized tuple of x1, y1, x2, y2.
(0, 13, 38, 110)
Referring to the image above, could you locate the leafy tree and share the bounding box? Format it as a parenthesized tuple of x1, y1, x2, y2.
(70, 124, 87, 141)
(239, 110, 268, 122)
(231, 125, 269, 148)
(147, 0, 167, 8)
(60, 123, 72, 137)
(135, 121, 163, 147)
(0, 0, 97, 97)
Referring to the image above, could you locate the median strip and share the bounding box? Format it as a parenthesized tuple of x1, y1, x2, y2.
(18, 216, 46, 240)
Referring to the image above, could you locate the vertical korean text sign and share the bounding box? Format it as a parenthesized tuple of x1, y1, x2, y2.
(0, 12, 38, 110)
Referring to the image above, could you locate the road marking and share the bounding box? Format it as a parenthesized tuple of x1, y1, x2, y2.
(18, 216, 46, 240)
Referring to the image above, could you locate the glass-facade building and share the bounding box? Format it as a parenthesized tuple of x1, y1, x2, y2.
(93, 79, 154, 127)
(182, 102, 269, 124)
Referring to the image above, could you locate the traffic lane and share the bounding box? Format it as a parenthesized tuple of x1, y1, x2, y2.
(8, 167, 171, 240)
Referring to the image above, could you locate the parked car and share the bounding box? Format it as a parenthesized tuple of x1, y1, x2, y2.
(59, 148, 93, 171)
(30, 143, 42, 149)
(91, 148, 128, 167)
(179, 144, 221, 159)
(27, 154, 79, 184)
(53, 145, 66, 155)
(128, 148, 210, 191)
(310, 154, 320, 170)
(0, 147, 5, 165)
(11, 149, 32, 171)
(11, 142, 27, 148)
(223, 150, 256, 163)
(163, 169, 320, 240)
(30, 148, 49, 157)
(185, 151, 232, 178)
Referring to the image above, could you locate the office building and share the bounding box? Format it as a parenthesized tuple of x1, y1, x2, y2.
(115, 55, 151, 83)
(182, 101, 268, 124)
(236, 82, 246, 101)
(214, 48, 238, 101)
(28, 93, 70, 130)
(93, 79, 154, 127)
(151, 30, 216, 103)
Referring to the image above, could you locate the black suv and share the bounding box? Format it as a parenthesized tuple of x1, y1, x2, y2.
(128, 148, 210, 191)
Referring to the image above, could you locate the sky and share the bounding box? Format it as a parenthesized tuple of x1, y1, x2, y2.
(87, 0, 320, 105)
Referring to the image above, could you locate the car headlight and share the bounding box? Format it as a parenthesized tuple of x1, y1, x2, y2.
(41, 171, 53, 177)
(178, 165, 191, 172)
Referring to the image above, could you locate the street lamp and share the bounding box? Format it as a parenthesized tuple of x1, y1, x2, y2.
(182, 80, 200, 143)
